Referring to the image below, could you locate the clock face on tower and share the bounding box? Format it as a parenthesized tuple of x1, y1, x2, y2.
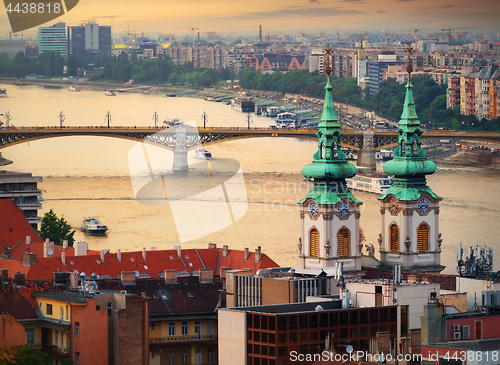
(388, 196, 399, 214)
(418, 198, 430, 213)
(308, 201, 319, 218)
(338, 201, 350, 217)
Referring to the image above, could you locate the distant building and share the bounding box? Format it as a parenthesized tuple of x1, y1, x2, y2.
(69, 23, 111, 63)
(38, 22, 67, 58)
(307, 51, 325, 73)
(447, 75, 461, 110)
(249, 54, 305, 73)
(368, 54, 404, 94)
(0, 170, 42, 229)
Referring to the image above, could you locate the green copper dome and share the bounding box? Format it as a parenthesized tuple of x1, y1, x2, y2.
(379, 80, 441, 201)
(302, 77, 357, 181)
(299, 76, 361, 205)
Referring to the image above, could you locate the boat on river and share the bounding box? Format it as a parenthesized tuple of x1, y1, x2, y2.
(0, 89, 7, 98)
(81, 215, 108, 235)
(346, 167, 393, 194)
(68, 85, 80, 92)
(105, 90, 116, 96)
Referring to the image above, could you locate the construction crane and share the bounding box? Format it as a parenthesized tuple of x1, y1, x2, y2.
(441, 27, 478, 44)
(94, 16, 116, 33)
(266, 33, 278, 42)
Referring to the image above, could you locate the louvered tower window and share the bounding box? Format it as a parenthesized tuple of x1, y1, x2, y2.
(390, 224, 399, 252)
(417, 223, 429, 252)
(337, 228, 350, 257)
(310, 229, 319, 257)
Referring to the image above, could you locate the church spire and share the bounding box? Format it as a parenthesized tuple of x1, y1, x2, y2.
(300, 44, 360, 204)
(379, 46, 440, 201)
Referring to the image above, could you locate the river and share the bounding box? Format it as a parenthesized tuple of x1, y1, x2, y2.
(1, 83, 499, 274)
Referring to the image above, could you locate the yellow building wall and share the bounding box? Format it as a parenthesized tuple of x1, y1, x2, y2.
(36, 298, 73, 322)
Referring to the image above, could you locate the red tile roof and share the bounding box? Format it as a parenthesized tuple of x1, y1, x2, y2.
(0, 246, 279, 281)
(0, 281, 38, 319)
(0, 199, 99, 260)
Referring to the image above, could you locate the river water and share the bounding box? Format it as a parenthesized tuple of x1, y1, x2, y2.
(1, 83, 500, 274)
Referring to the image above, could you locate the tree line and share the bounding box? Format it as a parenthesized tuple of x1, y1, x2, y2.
(238, 67, 500, 131)
(0, 51, 235, 87)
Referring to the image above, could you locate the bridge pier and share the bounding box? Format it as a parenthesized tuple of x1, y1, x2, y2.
(357, 130, 376, 170)
(173, 128, 188, 173)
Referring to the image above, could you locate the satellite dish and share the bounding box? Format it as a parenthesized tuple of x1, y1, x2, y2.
(47, 248, 54, 256)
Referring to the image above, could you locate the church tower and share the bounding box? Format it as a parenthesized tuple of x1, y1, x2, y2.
(298, 46, 363, 272)
(378, 48, 444, 272)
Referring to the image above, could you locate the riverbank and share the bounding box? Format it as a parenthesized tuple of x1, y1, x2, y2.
(0, 153, 12, 166)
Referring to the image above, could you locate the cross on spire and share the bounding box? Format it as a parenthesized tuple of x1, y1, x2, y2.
(403, 46, 414, 77)
(324, 44, 332, 76)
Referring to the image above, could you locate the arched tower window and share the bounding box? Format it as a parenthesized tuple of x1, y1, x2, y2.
(333, 143, 338, 158)
(413, 139, 418, 156)
(417, 223, 429, 252)
(320, 143, 325, 159)
(310, 229, 319, 257)
(337, 228, 350, 257)
(390, 223, 399, 252)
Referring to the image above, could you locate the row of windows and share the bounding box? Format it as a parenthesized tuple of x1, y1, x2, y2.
(168, 321, 214, 336)
(309, 228, 350, 258)
(166, 348, 215, 365)
(45, 303, 69, 320)
(389, 223, 429, 252)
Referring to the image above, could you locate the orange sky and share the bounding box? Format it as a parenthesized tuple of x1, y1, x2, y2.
(1, 0, 499, 38)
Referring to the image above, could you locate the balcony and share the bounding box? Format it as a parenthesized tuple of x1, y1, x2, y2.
(43, 344, 70, 357)
(150, 334, 216, 344)
(27, 342, 42, 349)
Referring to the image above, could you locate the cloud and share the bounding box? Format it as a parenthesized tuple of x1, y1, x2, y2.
(342, 0, 366, 2)
(377, 10, 387, 13)
(213, 7, 365, 20)
(441, 4, 454, 8)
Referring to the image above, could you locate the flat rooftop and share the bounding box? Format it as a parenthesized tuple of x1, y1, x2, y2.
(224, 300, 344, 314)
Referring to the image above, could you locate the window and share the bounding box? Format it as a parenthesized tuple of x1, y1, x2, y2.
(208, 348, 215, 363)
(75, 322, 80, 337)
(182, 350, 188, 364)
(195, 349, 202, 364)
(310, 229, 319, 257)
(61, 307, 64, 320)
(169, 322, 175, 336)
(75, 352, 80, 365)
(66, 305, 69, 320)
(207, 320, 214, 335)
(169, 350, 176, 365)
(107, 303, 112, 316)
(27, 328, 35, 343)
(182, 322, 188, 335)
(417, 223, 429, 252)
(390, 224, 399, 252)
(337, 228, 350, 257)
(195, 321, 201, 339)
(55, 331, 58, 346)
(61, 333, 64, 347)
(46, 304, 52, 315)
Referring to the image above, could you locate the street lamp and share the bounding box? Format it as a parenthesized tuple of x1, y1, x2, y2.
(59, 111, 65, 128)
(153, 111, 158, 128)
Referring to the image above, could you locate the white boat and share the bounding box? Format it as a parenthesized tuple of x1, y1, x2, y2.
(273, 112, 302, 128)
(195, 148, 212, 160)
(81, 215, 108, 235)
(68, 85, 81, 92)
(376, 149, 394, 161)
(346, 167, 393, 194)
(105, 90, 116, 96)
(0, 89, 7, 98)
(266, 106, 280, 117)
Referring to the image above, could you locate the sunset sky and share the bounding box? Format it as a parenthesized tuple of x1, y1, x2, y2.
(1, 0, 499, 38)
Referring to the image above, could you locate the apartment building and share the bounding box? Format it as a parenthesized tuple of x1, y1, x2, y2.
(38, 22, 67, 58)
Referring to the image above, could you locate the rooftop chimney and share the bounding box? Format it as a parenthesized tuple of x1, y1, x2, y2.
(22, 253, 36, 266)
(174, 245, 181, 257)
(121, 271, 136, 286)
(142, 247, 147, 260)
(100, 250, 106, 262)
(199, 268, 214, 283)
(150, 247, 157, 251)
(244, 248, 249, 261)
(14, 273, 25, 286)
(255, 246, 262, 263)
(63, 240, 68, 249)
(61, 252, 66, 265)
(74, 241, 88, 256)
(43, 239, 54, 258)
(1, 269, 8, 281)
(164, 269, 177, 284)
(117, 249, 122, 261)
(208, 243, 217, 249)
(26, 236, 31, 245)
(223, 245, 229, 258)
(70, 271, 78, 289)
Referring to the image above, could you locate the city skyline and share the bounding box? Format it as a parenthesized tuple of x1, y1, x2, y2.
(1, 0, 499, 39)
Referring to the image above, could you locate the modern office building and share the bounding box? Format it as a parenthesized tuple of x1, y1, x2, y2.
(38, 22, 67, 58)
(368, 54, 404, 94)
(69, 23, 112, 62)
